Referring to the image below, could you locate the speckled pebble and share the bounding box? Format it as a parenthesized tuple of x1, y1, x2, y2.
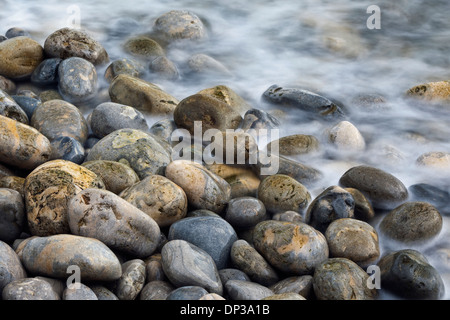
(63, 283, 98, 300)
(113, 259, 146, 300)
(166, 286, 209, 300)
(225, 280, 273, 300)
(139, 280, 174, 300)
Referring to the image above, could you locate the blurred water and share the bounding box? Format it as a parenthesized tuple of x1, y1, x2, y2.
(1, 0, 449, 299)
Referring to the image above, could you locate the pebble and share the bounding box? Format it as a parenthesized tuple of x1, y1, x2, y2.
(226, 172, 261, 199)
(5, 28, 30, 38)
(166, 286, 209, 300)
(149, 56, 179, 81)
(304, 186, 355, 233)
(153, 10, 207, 41)
(263, 292, 306, 300)
(68, 188, 161, 258)
(90, 285, 119, 300)
(0, 176, 25, 197)
(225, 280, 274, 300)
(325, 218, 380, 268)
(187, 54, 232, 78)
(344, 187, 375, 221)
(0, 240, 27, 293)
(140, 280, 174, 300)
(416, 151, 450, 171)
(2, 277, 60, 300)
(168, 216, 237, 269)
(113, 259, 146, 300)
(253, 220, 329, 275)
(225, 197, 268, 229)
(104, 58, 143, 83)
(328, 120, 366, 152)
(36, 276, 64, 297)
(197, 85, 252, 115)
(199, 293, 226, 300)
(109, 74, 178, 115)
(0, 188, 25, 243)
(313, 258, 377, 300)
(0, 115, 51, 170)
(44, 28, 109, 65)
(161, 239, 223, 295)
(257, 174, 311, 215)
(144, 254, 165, 282)
(262, 84, 345, 121)
(339, 165, 408, 209)
(405, 80, 450, 105)
(120, 174, 187, 227)
(50, 136, 85, 164)
(379, 201, 442, 243)
(82, 160, 139, 195)
(19, 234, 122, 281)
(377, 249, 445, 299)
(219, 268, 251, 284)
(269, 275, 314, 299)
(85, 128, 172, 179)
(0, 75, 16, 94)
(0, 36, 44, 79)
(351, 93, 389, 111)
(57, 57, 98, 103)
(173, 93, 242, 135)
(24, 159, 105, 236)
(266, 134, 320, 156)
(124, 36, 165, 60)
(30, 58, 62, 86)
(39, 89, 62, 102)
(241, 108, 280, 131)
(230, 239, 279, 286)
(165, 160, 231, 214)
(0, 89, 29, 124)
(11, 94, 41, 120)
(63, 283, 98, 300)
(31, 99, 89, 143)
(149, 118, 177, 143)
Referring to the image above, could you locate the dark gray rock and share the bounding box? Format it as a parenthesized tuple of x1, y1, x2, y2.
(58, 57, 98, 103)
(50, 136, 85, 164)
(0, 188, 25, 242)
(11, 95, 41, 119)
(90, 285, 119, 300)
(0, 240, 27, 293)
(0, 88, 28, 124)
(63, 283, 98, 300)
(225, 280, 273, 300)
(344, 187, 375, 221)
(149, 118, 177, 143)
(166, 286, 209, 300)
(5, 28, 30, 38)
(168, 216, 237, 269)
(225, 197, 268, 229)
(139, 280, 174, 300)
(269, 275, 314, 299)
(144, 254, 165, 283)
(241, 108, 280, 130)
(30, 58, 62, 85)
(113, 259, 146, 300)
(2, 277, 60, 300)
(219, 268, 251, 285)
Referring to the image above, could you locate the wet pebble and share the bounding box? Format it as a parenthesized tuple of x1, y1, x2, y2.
(304, 186, 355, 233)
(257, 174, 311, 215)
(339, 165, 408, 209)
(187, 53, 232, 78)
(405, 80, 450, 105)
(198, 85, 252, 115)
(58, 57, 98, 103)
(5, 28, 30, 38)
(174, 93, 242, 135)
(0, 89, 29, 124)
(378, 249, 445, 299)
(124, 36, 164, 60)
(161, 240, 223, 295)
(68, 188, 161, 258)
(165, 160, 231, 214)
(144, 254, 165, 282)
(241, 108, 280, 130)
(109, 74, 178, 115)
(166, 286, 209, 300)
(90, 102, 149, 139)
(19, 234, 122, 281)
(149, 56, 179, 81)
(230, 239, 279, 286)
(2, 277, 60, 300)
(0, 240, 27, 293)
(140, 280, 174, 300)
(11, 94, 41, 120)
(253, 220, 329, 275)
(225, 280, 273, 300)
(408, 183, 450, 216)
(153, 10, 207, 41)
(24, 159, 105, 236)
(82, 160, 139, 195)
(149, 118, 177, 143)
(269, 275, 313, 299)
(325, 218, 380, 268)
(272, 211, 303, 223)
(0, 189, 25, 243)
(85, 128, 171, 179)
(0, 36, 44, 79)
(44, 28, 109, 65)
(168, 216, 237, 269)
(31, 99, 88, 143)
(379, 201, 442, 243)
(0, 115, 51, 170)
(225, 197, 268, 229)
(313, 258, 377, 300)
(328, 120, 366, 152)
(63, 283, 98, 300)
(267, 134, 320, 156)
(50, 136, 85, 164)
(113, 259, 146, 300)
(226, 172, 261, 199)
(104, 58, 143, 83)
(30, 58, 62, 86)
(416, 151, 450, 171)
(344, 187, 375, 221)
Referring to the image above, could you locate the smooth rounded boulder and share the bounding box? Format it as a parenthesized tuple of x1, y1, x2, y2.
(0, 37, 44, 79)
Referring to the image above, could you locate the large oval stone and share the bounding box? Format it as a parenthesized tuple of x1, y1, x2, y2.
(168, 216, 237, 269)
(339, 165, 408, 209)
(24, 160, 105, 236)
(0, 115, 51, 170)
(85, 129, 171, 179)
(0, 37, 44, 79)
(161, 240, 223, 295)
(253, 220, 329, 275)
(58, 57, 98, 103)
(68, 188, 161, 258)
(20, 234, 122, 281)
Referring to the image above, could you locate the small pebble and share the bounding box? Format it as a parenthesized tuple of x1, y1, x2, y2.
(58, 57, 98, 103)
(113, 259, 146, 300)
(50, 136, 86, 164)
(225, 197, 268, 229)
(140, 280, 174, 300)
(166, 286, 209, 300)
(63, 283, 98, 300)
(225, 280, 274, 300)
(2, 277, 60, 300)
(0, 188, 25, 243)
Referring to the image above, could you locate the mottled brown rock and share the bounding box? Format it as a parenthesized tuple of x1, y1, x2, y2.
(0, 37, 44, 79)
(0, 88, 28, 124)
(124, 36, 164, 60)
(109, 74, 178, 115)
(104, 58, 143, 83)
(113, 259, 146, 300)
(266, 134, 320, 156)
(82, 160, 139, 194)
(262, 292, 306, 300)
(153, 10, 207, 41)
(0, 115, 51, 170)
(198, 85, 252, 115)
(406, 81, 450, 105)
(24, 160, 105, 236)
(120, 174, 187, 227)
(30, 100, 89, 143)
(344, 187, 375, 221)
